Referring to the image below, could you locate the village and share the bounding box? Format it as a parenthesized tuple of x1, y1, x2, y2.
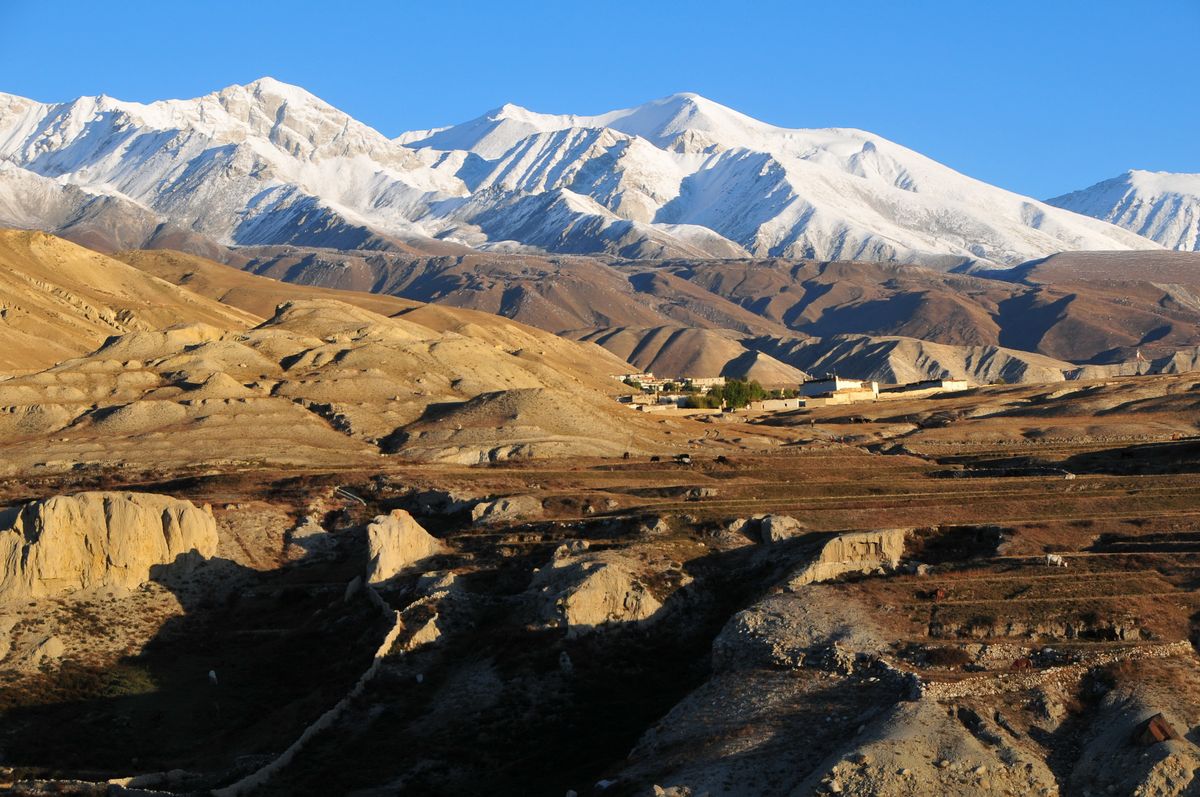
(615, 372, 970, 413)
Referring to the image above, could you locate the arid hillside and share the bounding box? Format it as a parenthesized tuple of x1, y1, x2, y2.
(0, 231, 258, 372)
(199, 245, 1200, 382)
(216, 247, 1200, 361)
(0, 231, 700, 472)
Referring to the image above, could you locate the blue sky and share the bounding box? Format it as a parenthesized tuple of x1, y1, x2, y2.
(1, 0, 1193, 198)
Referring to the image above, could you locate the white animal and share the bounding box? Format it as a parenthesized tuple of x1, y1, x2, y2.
(1045, 554, 1068, 568)
(208, 669, 219, 685)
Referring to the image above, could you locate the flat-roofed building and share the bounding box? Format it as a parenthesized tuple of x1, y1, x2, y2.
(878, 378, 970, 400)
(798, 376, 880, 399)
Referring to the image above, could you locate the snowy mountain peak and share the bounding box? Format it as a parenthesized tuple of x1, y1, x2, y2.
(598, 92, 769, 146)
(240, 75, 314, 98)
(488, 102, 533, 119)
(1048, 170, 1200, 252)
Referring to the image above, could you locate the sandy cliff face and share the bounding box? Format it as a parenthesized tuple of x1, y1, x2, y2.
(788, 528, 909, 588)
(0, 491, 217, 602)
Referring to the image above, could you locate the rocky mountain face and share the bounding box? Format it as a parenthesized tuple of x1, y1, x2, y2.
(1048, 170, 1200, 251)
(0, 79, 1160, 268)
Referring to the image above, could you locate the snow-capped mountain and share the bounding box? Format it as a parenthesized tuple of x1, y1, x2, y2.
(0, 79, 1162, 267)
(1047, 170, 1200, 252)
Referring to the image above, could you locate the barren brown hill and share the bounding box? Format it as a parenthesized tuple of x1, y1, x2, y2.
(567, 325, 1093, 386)
(567, 326, 810, 385)
(230, 245, 789, 335)
(1003, 250, 1200, 285)
(115, 248, 425, 319)
(0, 230, 258, 372)
(754, 333, 1078, 385)
(212, 248, 1200, 366)
(0, 295, 669, 474)
(116, 247, 638, 382)
(639, 258, 1015, 346)
(137, 243, 1200, 385)
(642, 257, 1200, 364)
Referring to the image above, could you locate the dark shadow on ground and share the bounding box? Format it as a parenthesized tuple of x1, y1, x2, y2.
(255, 531, 832, 796)
(0, 547, 390, 786)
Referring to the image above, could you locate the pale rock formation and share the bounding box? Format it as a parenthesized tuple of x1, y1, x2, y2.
(0, 492, 218, 602)
(470, 494, 543, 525)
(365, 509, 445, 584)
(639, 517, 672, 537)
(713, 587, 889, 672)
(401, 613, 443, 652)
(13, 634, 65, 671)
(532, 550, 662, 636)
(759, 514, 805, 543)
(414, 570, 459, 599)
(787, 529, 909, 589)
(287, 514, 335, 560)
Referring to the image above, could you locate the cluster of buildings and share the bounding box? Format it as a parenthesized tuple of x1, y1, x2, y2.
(615, 371, 970, 414)
(614, 373, 727, 413)
(614, 373, 726, 393)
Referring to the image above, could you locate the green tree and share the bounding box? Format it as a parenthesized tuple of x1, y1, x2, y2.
(720, 378, 767, 409)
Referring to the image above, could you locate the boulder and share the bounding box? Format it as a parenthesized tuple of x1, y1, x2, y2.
(407, 488, 477, 516)
(288, 514, 335, 559)
(366, 509, 445, 584)
(760, 514, 805, 543)
(639, 517, 673, 537)
(14, 633, 64, 671)
(0, 492, 218, 602)
(531, 550, 662, 636)
(470, 495, 543, 525)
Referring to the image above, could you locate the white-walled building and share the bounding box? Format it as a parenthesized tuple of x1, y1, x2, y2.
(798, 377, 880, 399)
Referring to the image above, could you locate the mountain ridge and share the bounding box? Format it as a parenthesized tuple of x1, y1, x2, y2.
(0, 78, 1160, 269)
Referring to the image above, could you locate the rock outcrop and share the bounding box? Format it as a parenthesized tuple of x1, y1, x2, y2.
(531, 550, 662, 636)
(470, 494, 543, 525)
(0, 491, 218, 602)
(759, 514, 805, 543)
(787, 528, 909, 588)
(713, 588, 889, 672)
(791, 699, 1059, 796)
(1069, 693, 1200, 796)
(365, 509, 445, 584)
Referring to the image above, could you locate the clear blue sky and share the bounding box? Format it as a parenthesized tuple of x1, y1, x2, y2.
(1, 0, 1194, 198)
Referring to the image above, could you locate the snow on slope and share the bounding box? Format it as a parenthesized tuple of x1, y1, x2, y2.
(0, 80, 1163, 267)
(406, 93, 1160, 267)
(1047, 170, 1200, 252)
(0, 78, 463, 248)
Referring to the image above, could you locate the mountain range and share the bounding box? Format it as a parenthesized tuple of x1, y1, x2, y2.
(4, 78, 1200, 387)
(0, 78, 1176, 268)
